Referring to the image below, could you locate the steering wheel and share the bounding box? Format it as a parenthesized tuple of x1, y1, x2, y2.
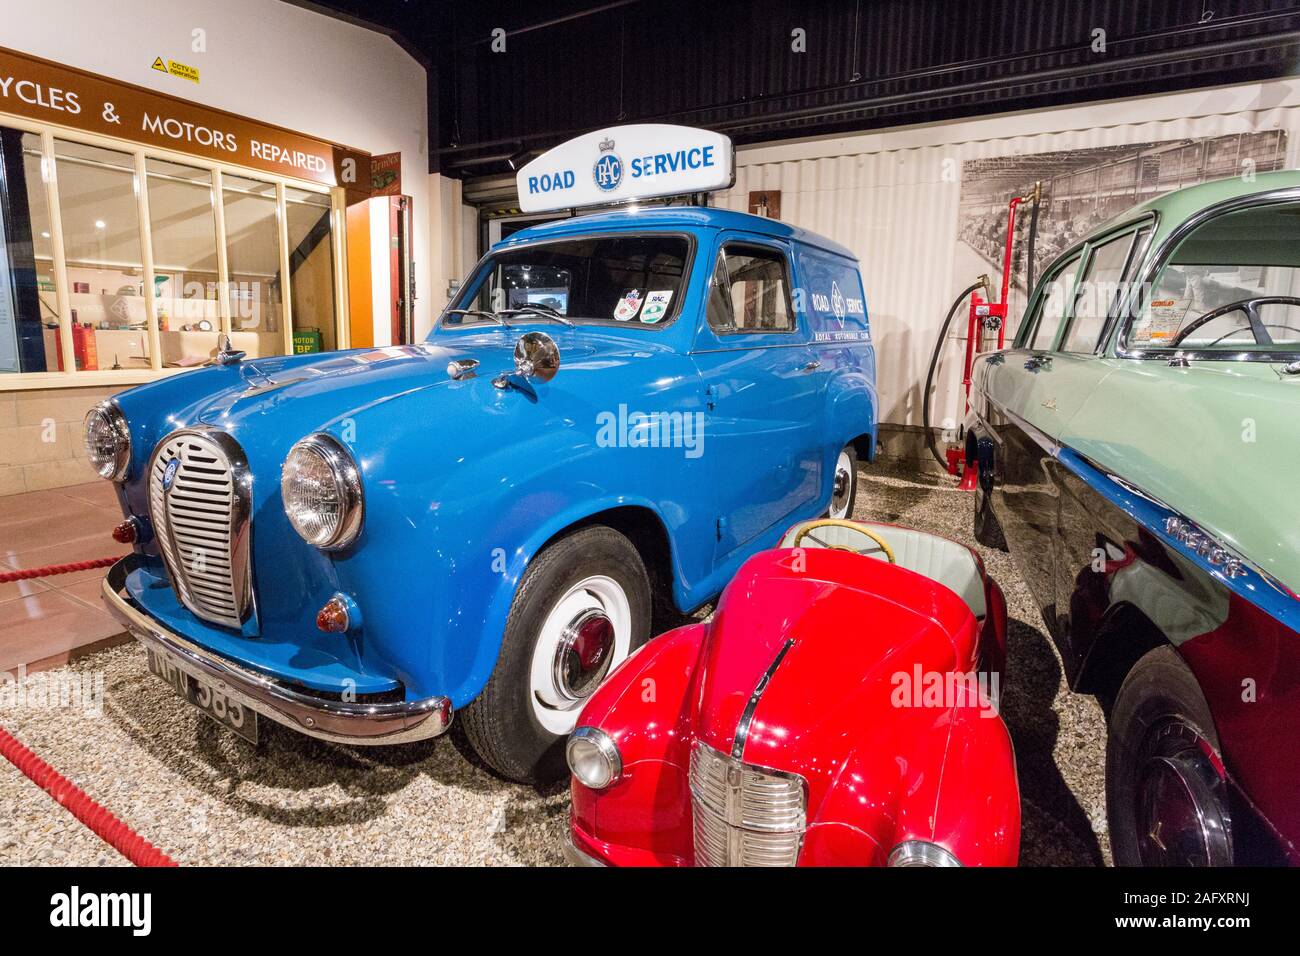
(792, 519, 896, 563)
(1169, 296, 1300, 348)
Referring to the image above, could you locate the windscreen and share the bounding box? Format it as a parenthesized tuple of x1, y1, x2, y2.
(442, 234, 691, 329)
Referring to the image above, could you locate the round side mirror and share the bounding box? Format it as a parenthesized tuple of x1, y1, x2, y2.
(513, 331, 561, 383)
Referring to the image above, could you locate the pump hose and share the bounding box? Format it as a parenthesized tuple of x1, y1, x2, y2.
(1025, 196, 1040, 299)
(922, 281, 985, 472)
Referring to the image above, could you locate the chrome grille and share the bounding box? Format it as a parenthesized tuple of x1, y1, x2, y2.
(149, 430, 252, 629)
(689, 739, 806, 866)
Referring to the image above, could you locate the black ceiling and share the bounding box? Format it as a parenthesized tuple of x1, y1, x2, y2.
(291, 0, 1300, 177)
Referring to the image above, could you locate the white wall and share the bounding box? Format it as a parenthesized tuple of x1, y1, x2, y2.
(1, 0, 431, 338)
(718, 78, 1300, 430)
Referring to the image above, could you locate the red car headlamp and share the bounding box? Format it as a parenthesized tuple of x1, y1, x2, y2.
(567, 726, 622, 790)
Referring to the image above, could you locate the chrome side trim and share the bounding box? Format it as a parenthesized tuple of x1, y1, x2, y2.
(1053, 448, 1298, 631)
(102, 557, 452, 745)
(732, 638, 793, 759)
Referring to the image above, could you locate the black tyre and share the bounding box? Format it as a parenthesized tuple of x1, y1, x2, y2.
(1106, 645, 1234, 866)
(461, 525, 652, 784)
(826, 444, 858, 520)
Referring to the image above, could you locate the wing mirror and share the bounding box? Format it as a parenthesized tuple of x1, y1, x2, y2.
(494, 331, 560, 391)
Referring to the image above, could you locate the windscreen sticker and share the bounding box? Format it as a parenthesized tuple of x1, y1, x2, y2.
(613, 289, 643, 321)
(639, 290, 673, 323)
(1132, 298, 1190, 344)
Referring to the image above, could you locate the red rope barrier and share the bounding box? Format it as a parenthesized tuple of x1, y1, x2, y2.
(0, 556, 122, 584)
(0, 725, 178, 867)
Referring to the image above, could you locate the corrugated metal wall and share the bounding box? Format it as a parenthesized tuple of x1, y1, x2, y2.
(712, 78, 1300, 430)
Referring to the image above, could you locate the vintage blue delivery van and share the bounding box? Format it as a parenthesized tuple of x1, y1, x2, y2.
(92, 125, 877, 782)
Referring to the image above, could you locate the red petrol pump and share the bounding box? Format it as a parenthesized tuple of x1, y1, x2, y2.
(924, 181, 1041, 490)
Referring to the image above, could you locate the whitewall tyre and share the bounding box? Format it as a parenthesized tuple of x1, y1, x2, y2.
(461, 525, 651, 784)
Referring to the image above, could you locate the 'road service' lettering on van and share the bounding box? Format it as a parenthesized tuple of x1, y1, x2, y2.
(631, 146, 715, 178)
(527, 169, 577, 195)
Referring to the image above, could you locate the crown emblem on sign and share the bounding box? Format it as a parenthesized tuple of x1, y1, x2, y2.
(598, 137, 615, 152)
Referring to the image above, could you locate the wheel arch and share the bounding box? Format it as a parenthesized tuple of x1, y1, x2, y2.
(1075, 601, 1174, 707)
(545, 504, 681, 627)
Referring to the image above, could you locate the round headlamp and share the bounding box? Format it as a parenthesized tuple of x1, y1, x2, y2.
(566, 727, 622, 790)
(83, 401, 131, 481)
(887, 840, 962, 868)
(281, 433, 364, 550)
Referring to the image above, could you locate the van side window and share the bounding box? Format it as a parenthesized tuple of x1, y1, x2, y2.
(707, 244, 793, 333)
(1027, 252, 1082, 350)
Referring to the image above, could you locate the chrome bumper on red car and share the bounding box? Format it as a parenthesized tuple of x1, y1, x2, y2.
(101, 557, 452, 746)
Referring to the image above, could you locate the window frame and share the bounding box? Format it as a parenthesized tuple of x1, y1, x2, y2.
(1118, 188, 1300, 362)
(1058, 222, 1152, 356)
(437, 230, 697, 333)
(0, 111, 348, 390)
(1018, 248, 1084, 352)
(705, 240, 797, 337)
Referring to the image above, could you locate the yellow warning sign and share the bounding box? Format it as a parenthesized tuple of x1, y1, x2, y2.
(167, 60, 199, 83)
(150, 56, 199, 83)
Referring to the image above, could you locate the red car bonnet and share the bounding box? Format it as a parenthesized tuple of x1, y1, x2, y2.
(691, 546, 980, 765)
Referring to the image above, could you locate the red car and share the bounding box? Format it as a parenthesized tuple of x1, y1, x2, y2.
(563, 518, 1020, 866)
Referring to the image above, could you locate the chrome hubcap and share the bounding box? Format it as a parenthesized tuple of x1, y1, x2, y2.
(1136, 721, 1232, 866)
(830, 450, 853, 518)
(552, 609, 616, 701)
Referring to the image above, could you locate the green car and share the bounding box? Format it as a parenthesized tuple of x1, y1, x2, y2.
(966, 170, 1300, 866)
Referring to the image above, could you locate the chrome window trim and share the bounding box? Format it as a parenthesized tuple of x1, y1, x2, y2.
(147, 427, 255, 629)
(1116, 186, 1300, 362)
(1092, 222, 1156, 356)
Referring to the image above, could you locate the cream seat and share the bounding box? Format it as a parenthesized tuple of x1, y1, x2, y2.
(780, 520, 986, 618)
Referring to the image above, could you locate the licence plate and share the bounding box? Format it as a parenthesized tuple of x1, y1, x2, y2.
(145, 646, 259, 745)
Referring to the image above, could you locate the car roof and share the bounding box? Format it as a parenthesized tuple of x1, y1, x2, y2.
(502, 205, 859, 261)
(1087, 169, 1300, 242)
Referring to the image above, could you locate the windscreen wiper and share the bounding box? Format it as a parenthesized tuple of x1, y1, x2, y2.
(498, 304, 575, 327)
(444, 309, 512, 328)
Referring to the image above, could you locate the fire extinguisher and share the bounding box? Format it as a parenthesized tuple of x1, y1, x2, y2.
(55, 310, 99, 371)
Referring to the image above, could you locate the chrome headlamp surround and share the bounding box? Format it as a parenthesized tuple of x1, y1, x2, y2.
(281, 433, 365, 551)
(566, 726, 622, 790)
(887, 840, 962, 868)
(83, 400, 132, 481)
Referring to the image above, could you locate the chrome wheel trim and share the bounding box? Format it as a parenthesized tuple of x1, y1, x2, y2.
(1135, 720, 1232, 866)
(828, 449, 854, 520)
(529, 575, 631, 735)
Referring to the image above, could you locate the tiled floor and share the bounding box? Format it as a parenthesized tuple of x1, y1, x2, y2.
(0, 482, 129, 673)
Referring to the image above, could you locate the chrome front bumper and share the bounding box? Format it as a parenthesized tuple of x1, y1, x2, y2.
(562, 832, 607, 867)
(102, 557, 452, 746)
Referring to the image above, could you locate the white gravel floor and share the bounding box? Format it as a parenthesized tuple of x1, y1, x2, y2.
(0, 464, 1109, 866)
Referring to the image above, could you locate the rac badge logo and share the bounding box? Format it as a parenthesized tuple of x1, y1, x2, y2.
(593, 137, 623, 192)
(161, 458, 181, 491)
(830, 281, 847, 328)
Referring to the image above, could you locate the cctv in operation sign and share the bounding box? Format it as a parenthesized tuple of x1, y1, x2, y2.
(516, 124, 734, 213)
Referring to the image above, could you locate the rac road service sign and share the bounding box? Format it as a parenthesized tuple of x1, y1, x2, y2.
(517, 124, 734, 213)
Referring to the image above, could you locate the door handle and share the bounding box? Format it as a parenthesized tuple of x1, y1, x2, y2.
(802, 360, 822, 373)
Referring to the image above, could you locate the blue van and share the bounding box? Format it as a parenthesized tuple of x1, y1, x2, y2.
(93, 203, 876, 782)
